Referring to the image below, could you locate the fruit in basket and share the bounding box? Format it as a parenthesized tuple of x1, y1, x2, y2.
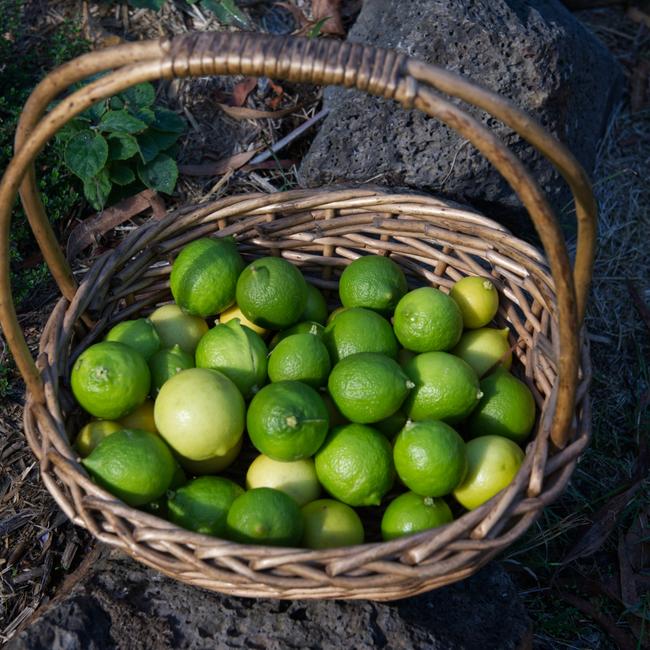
(393, 420, 467, 497)
(195, 320, 268, 398)
(452, 327, 512, 378)
(170, 237, 244, 317)
(219, 303, 267, 336)
(104, 318, 161, 361)
(148, 344, 194, 395)
(393, 287, 463, 352)
(339, 255, 408, 314)
(154, 368, 245, 461)
(176, 436, 243, 475)
(315, 423, 394, 507)
(453, 435, 525, 510)
(268, 333, 331, 388)
(71, 341, 150, 419)
(301, 283, 329, 324)
(74, 420, 122, 457)
(450, 276, 499, 329)
(246, 381, 329, 461)
(269, 321, 325, 350)
(81, 429, 175, 506)
(118, 399, 157, 433)
(381, 492, 453, 541)
(149, 304, 208, 355)
(326, 306, 349, 324)
(374, 410, 408, 439)
(327, 352, 413, 423)
(301, 499, 365, 549)
(236, 256, 308, 329)
(246, 455, 321, 506)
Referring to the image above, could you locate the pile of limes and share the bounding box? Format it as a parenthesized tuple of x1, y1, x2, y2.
(71, 237, 535, 548)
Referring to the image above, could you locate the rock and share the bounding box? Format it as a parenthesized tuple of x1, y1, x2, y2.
(9, 548, 531, 649)
(299, 0, 623, 227)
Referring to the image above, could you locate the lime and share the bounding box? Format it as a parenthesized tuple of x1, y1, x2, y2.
(177, 436, 242, 475)
(315, 424, 394, 506)
(154, 368, 245, 461)
(323, 307, 398, 364)
(449, 276, 499, 329)
(219, 303, 268, 336)
(105, 318, 160, 361)
(246, 381, 329, 461)
(393, 287, 463, 352)
(81, 429, 175, 506)
(246, 455, 321, 506)
(74, 420, 122, 457)
(393, 420, 467, 496)
(269, 321, 324, 350)
(374, 410, 407, 439)
(149, 304, 208, 355)
(326, 306, 349, 324)
(71, 341, 150, 420)
(118, 399, 157, 433)
(452, 327, 512, 378)
(453, 435, 524, 510)
(301, 283, 328, 324)
(403, 351, 482, 422)
(170, 237, 244, 317)
(167, 476, 244, 536)
(301, 499, 364, 549)
(148, 344, 194, 395)
(328, 353, 413, 423)
(466, 368, 536, 442)
(195, 320, 268, 398)
(236, 257, 307, 329)
(226, 487, 304, 546)
(339, 255, 407, 314)
(381, 492, 453, 541)
(268, 333, 331, 388)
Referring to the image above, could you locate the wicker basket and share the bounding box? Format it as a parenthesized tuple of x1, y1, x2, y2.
(0, 32, 595, 600)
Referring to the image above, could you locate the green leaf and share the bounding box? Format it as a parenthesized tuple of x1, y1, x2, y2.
(54, 119, 88, 146)
(108, 133, 139, 160)
(109, 165, 136, 186)
(99, 110, 148, 134)
(137, 153, 178, 194)
(128, 0, 166, 9)
(120, 83, 156, 109)
(109, 97, 124, 110)
(137, 130, 180, 164)
(200, 0, 251, 29)
(132, 107, 155, 125)
(307, 17, 329, 39)
(83, 168, 112, 210)
(152, 108, 186, 134)
(64, 132, 108, 181)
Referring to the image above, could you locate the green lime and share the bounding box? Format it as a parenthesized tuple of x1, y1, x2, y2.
(393, 287, 463, 352)
(301, 499, 364, 549)
(393, 420, 467, 496)
(177, 437, 242, 475)
(453, 435, 524, 510)
(452, 327, 512, 378)
(339, 255, 407, 314)
(327, 353, 413, 423)
(449, 276, 499, 329)
(167, 476, 244, 536)
(81, 429, 175, 506)
(326, 306, 349, 324)
(323, 307, 398, 364)
(381, 492, 453, 541)
(374, 410, 407, 439)
(268, 333, 331, 388)
(195, 320, 268, 398)
(315, 424, 394, 506)
(269, 321, 324, 350)
(148, 344, 195, 395)
(118, 399, 157, 433)
(236, 257, 308, 329)
(246, 455, 321, 506)
(74, 420, 122, 457)
(105, 318, 160, 361)
(170, 237, 244, 317)
(403, 351, 482, 423)
(466, 368, 536, 442)
(149, 304, 208, 355)
(71, 341, 150, 420)
(246, 381, 329, 461)
(219, 303, 268, 336)
(301, 283, 329, 324)
(226, 487, 304, 546)
(142, 461, 187, 518)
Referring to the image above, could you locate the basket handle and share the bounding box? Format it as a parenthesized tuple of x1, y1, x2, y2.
(0, 32, 596, 448)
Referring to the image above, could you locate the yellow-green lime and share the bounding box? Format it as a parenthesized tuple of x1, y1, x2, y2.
(449, 276, 499, 329)
(393, 420, 467, 496)
(403, 351, 482, 423)
(452, 327, 512, 378)
(268, 333, 331, 388)
(118, 399, 157, 433)
(246, 455, 320, 506)
(149, 304, 208, 355)
(323, 307, 398, 364)
(74, 420, 122, 457)
(177, 436, 242, 475)
(381, 492, 453, 541)
(393, 287, 463, 352)
(236, 257, 308, 329)
(71, 341, 150, 420)
(301, 499, 364, 549)
(453, 435, 524, 510)
(219, 303, 268, 336)
(195, 320, 268, 398)
(326, 306, 349, 324)
(170, 237, 244, 317)
(81, 429, 175, 506)
(301, 283, 328, 324)
(167, 476, 244, 536)
(374, 410, 407, 439)
(339, 255, 408, 314)
(226, 487, 304, 546)
(148, 344, 194, 395)
(315, 424, 394, 507)
(105, 318, 160, 361)
(246, 381, 329, 461)
(466, 368, 536, 442)
(269, 321, 324, 350)
(328, 352, 413, 423)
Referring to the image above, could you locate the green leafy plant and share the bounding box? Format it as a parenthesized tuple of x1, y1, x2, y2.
(128, 0, 251, 29)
